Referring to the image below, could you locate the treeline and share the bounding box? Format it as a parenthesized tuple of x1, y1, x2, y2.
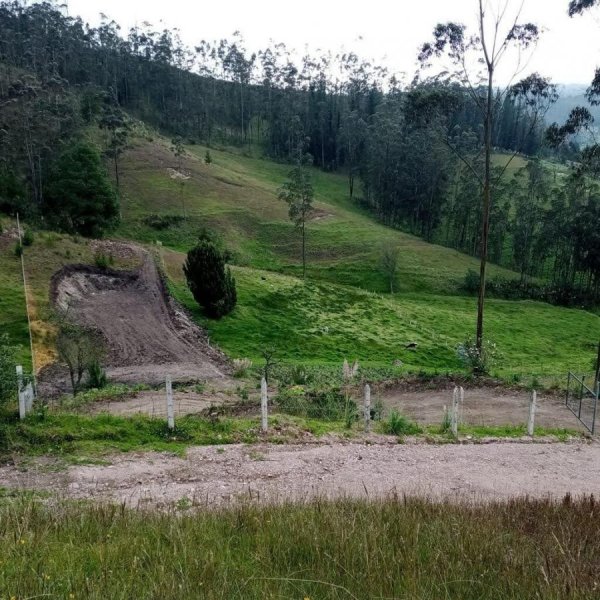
(0, 0, 544, 170)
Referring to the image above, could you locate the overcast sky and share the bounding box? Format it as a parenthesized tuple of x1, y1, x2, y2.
(57, 0, 600, 85)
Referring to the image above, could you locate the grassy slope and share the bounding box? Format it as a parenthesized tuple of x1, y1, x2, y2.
(117, 137, 598, 378)
(1, 136, 598, 379)
(117, 138, 520, 294)
(164, 250, 599, 377)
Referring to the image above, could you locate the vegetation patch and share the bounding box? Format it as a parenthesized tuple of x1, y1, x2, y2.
(0, 496, 598, 599)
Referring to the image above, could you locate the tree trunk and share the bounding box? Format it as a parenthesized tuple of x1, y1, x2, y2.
(476, 65, 494, 353)
(302, 220, 306, 279)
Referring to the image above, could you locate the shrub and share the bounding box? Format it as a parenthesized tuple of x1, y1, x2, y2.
(22, 229, 34, 247)
(276, 387, 354, 421)
(232, 358, 252, 378)
(382, 411, 422, 436)
(183, 237, 237, 319)
(204, 150, 212, 165)
(94, 252, 110, 269)
(457, 337, 498, 375)
(14, 242, 22, 257)
(87, 360, 107, 390)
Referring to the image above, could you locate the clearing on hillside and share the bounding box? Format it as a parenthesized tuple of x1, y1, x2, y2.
(45, 246, 229, 392)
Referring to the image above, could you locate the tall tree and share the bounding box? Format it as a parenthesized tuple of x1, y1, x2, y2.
(278, 151, 314, 278)
(418, 0, 557, 353)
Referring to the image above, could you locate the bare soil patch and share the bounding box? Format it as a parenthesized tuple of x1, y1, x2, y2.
(2, 441, 598, 508)
(380, 385, 584, 431)
(44, 247, 230, 393)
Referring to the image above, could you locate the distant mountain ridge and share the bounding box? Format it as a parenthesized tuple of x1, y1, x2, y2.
(546, 83, 600, 125)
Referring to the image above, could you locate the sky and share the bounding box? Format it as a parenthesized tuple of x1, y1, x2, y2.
(56, 0, 600, 85)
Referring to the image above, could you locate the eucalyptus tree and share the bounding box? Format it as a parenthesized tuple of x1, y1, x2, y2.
(99, 107, 130, 195)
(278, 151, 314, 278)
(418, 0, 557, 353)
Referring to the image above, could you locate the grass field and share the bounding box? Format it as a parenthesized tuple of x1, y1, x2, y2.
(0, 495, 597, 599)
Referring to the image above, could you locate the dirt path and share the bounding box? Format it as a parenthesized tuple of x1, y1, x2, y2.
(3, 441, 598, 507)
(381, 386, 584, 431)
(48, 248, 229, 389)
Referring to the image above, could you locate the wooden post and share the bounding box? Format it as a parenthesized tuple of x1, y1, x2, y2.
(451, 387, 459, 437)
(527, 390, 537, 437)
(16, 366, 25, 420)
(364, 384, 371, 433)
(166, 375, 175, 430)
(261, 377, 268, 433)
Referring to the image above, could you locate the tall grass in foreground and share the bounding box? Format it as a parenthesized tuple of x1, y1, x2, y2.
(0, 495, 598, 599)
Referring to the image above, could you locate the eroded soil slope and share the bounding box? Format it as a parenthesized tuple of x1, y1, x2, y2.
(49, 248, 229, 387)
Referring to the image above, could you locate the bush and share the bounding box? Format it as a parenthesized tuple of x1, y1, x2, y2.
(14, 242, 22, 257)
(381, 411, 422, 436)
(204, 150, 212, 165)
(457, 337, 498, 375)
(276, 387, 355, 421)
(183, 237, 237, 319)
(87, 361, 107, 390)
(22, 229, 34, 247)
(232, 358, 252, 378)
(94, 252, 111, 269)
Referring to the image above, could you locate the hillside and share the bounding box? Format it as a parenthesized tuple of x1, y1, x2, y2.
(3, 131, 597, 383)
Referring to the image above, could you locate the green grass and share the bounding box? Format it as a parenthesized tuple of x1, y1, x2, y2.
(0, 495, 598, 599)
(0, 411, 354, 458)
(117, 138, 521, 295)
(166, 256, 600, 377)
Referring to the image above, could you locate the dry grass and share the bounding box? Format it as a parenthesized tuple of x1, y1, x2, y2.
(0, 494, 598, 599)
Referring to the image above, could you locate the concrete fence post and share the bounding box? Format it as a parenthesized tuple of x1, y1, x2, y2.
(364, 384, 371, 433)
(451, 387, 459, 437)
(261, 377, 268, 433)
(16, 366, 25, 420)
(527, 390, 537, 437)
(166, 375, 175, 430)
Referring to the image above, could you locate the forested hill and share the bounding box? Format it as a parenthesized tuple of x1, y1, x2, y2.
(0, 0, 544, 167)
(2, 1, 600, 306)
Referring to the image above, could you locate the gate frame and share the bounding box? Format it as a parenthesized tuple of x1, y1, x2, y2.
(566, 372, 598, 434)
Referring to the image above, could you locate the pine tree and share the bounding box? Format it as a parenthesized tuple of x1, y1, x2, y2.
(183, 237, 237, 319)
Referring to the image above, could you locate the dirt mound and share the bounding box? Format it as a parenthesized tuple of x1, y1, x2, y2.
(48, 249, 229, 388)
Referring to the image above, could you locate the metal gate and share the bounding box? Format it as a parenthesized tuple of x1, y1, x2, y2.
(566, 372, 598, 434)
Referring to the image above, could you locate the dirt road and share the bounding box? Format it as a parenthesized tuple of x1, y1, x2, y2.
(49, 249, 229, 388)
(3, 441, 598, 507)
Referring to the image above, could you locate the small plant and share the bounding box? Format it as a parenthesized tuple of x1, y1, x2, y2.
(94, 252, 110, 269)
(440, 406, 452, 434)
(233, 358, 252, 378)
(175, 496, 193, 511)
(204, 149, 212, 164)
(22, 229, 34, 246)
(382, 411, 422, 436)
(87, 360, 107, 390)
(457, 338, 498, 375)
(14, 241, 22, 257)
